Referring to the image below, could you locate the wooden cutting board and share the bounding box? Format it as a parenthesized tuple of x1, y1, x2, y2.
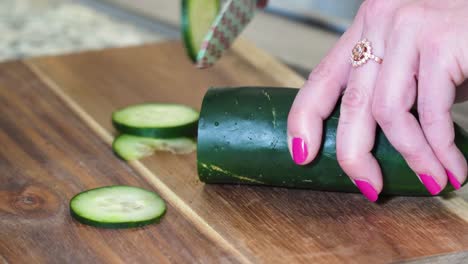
(1, 39, 468, 264)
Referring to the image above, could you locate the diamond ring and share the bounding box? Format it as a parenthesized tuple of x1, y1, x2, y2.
(351, 39, 383, 67)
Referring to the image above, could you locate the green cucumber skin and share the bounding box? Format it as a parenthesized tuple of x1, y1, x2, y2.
(181, 0, 196, 62)
(181, 0, 221, 62)
(70, 208, 165, 229)
(197, 87, 468, 196)
(112, 120, 198, 139)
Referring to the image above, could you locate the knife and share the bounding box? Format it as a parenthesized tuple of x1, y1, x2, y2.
(196, 0, 268, 68)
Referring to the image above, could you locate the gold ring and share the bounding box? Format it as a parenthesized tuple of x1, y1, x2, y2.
(351, 39, 383, 67)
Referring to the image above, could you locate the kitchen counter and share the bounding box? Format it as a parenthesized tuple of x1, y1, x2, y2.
(0, 0, 162, 62)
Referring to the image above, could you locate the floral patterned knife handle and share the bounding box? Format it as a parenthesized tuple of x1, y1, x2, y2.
(196, 0, 267, 68)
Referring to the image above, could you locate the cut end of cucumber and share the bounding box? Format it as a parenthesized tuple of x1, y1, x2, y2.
(70, 186, 166, 229)
(112, 103, 199, 138)
(113, 134, 196, 161)
(182, 0, 221, 62)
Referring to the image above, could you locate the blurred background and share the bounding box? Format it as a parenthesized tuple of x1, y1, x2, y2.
(0, 0, 363, 76)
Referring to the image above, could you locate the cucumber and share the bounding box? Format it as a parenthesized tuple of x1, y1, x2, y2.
(70, 186, 166, 228)
(197, 87, 468, 196)
(112, 104, 199, 138)
(181, 0, 221, 62)
(113, 134, 196, 161)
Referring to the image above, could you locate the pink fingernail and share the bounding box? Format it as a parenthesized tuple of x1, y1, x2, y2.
(419, 174, 442, 195)
(446, 170, 461, 190)
(355, 179, 379, 202)
(292, 137, 308, 164)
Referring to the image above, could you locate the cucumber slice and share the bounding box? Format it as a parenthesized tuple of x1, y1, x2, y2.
(181, 0, 221, 62)
(112, 104, 199, 138)
(113, 134, 196, 161)
(70, 186, 166, 228)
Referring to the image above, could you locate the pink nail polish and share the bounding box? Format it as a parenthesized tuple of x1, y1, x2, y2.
(355, 180, 379, 202)
(419, 174, 442, 195)
(446, 170, 461, 190)
(292, 137, 308, 164)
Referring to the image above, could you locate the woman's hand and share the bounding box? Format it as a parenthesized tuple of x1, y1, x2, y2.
(287, 0, 468, 201)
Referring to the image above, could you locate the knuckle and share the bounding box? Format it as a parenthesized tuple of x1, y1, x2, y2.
(393, 5, 425, 30)
(308, 59, 338, 86)
(364, 0, 394, 25)
(287, 106, 307, 128)
(393, 140, 426, 164)
(418, 102, 450, 128)
(310, 60, 331, 79)
(371, 101, 395, 128)
(336, 152, 371, 176)
(417, 108, 437, 128)
(336, 152, 359, 171)
(421, 33, 461, 80)
(341, 85, 369, 110)
(433, 139, 456, 155)
(306, 60, 343, 92)
(422, 34, 445, 56)
(401, 148, 425, 165)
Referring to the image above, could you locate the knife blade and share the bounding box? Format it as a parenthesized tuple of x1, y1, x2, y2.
(196, 0, 264, 68)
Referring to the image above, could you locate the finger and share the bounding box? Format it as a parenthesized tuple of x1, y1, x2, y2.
(336, 14, 395, 201)
(419, 50, 467, 190)
(335, 0, 412, 202)
(287, 4, 366, 165)
(373, 26, 447, 195)
(336, 39, 383, 201)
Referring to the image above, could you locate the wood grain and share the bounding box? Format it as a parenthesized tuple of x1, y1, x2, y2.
(24, 40, 468, 263)
(26, 61, 251, 264)
(0, 62, 239, 264)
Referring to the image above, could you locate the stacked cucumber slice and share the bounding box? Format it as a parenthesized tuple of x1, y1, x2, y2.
(70, 103, 198, 228)
(111, 103, 198, 161)
(112, 104, 199, 139)
(113, 134, 196, 161)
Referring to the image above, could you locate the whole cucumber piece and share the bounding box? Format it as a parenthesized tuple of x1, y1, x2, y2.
(197, 87, 468, 196)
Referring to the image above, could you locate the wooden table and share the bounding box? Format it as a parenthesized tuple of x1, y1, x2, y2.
(1, 40, 467, 264)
